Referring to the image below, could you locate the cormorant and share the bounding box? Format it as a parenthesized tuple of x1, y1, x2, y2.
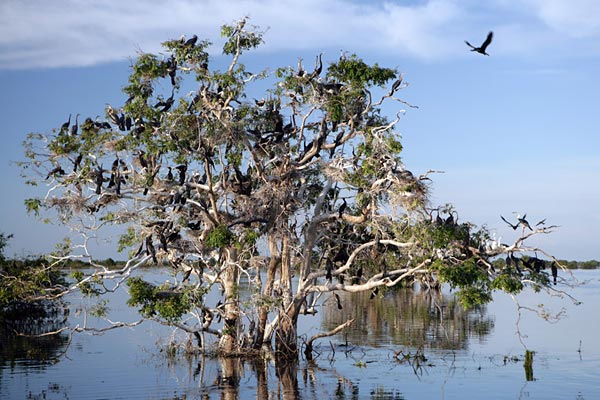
(465, 31, 494, 56)
(325, 258, 333, 282)
(60, 114, 71, 133)
(501, 215, 519, 230)
(388, 74, 403, 96)
(167, 167, 173, 181)
(518, 214, 533, 231)
(338, 198, 347, 218)
(73, 153, 83, 173)
(333, 292, 343, 310)
(175, 164, 187, 185)
(94, 165, 104, 194)
(46, 166, 65, 180)
(70, 114, 79, 136)
(184, 34, 198, 47)
(551, 262, 558, 284)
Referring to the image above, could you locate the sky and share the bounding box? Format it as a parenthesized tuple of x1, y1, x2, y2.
(0, 0, 599, 261)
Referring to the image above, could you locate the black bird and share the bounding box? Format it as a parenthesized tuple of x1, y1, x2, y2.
(338, 198, 347, 218)
(46, 165, 65, 180)
(388, 74, 403, 96)
(551, 262, 558, 284)
(325, 259, 333, 282)
(184, 34, 198, 47)
(73, 153, 83, 173)
(310, 53, 323, 79)
(501, 215, 519, 230)
(333, 292, 343, 310)
(330, 130, 344, 157)
(370, 287, 379, 300)
(175, 164, 187, 185)
(60, 114, 71, 133)
(167, 167, 173, 181)
(145, 235, 157, 264)
(70, 114, 80, 136)
(518, 214, 533, 231)
(94, 165, 104, 194)
(465, 31, 494, 56)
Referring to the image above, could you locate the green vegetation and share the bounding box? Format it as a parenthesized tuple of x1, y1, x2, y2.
(16, 17, 579, 362)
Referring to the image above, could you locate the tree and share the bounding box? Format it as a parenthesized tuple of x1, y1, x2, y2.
(19, 18, 574, 361)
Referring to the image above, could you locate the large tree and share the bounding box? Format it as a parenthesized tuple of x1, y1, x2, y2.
(19, 18, 572, 361)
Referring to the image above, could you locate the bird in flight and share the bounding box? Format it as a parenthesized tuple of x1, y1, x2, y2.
(465, 31, 493, 56)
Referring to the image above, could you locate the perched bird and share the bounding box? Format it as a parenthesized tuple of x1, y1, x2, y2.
(517, 214, 533, 231)
(184, 34, 198, 47)
(387, 74, 403, 96)
(338, 198, 347, 218)
(46, 165, 65, 180)
(333, 292, 343, 310)
(551, 262, 558, 284)
(60, 114, 71, 134)
(70, 114, 80, 136)
(465, 31, 494, 56)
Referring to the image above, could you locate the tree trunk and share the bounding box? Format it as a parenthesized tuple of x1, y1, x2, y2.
(254, 235, 280, 349)
(218, 247, 239, 354)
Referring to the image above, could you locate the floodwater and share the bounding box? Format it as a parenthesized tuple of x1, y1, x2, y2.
(1, 269, 599, 399)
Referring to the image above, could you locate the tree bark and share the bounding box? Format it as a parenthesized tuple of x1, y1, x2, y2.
(218, 247, 239, 354)
(254, 235, 280, 349)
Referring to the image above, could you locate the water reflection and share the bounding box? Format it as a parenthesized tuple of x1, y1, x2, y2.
(2, 269, 599, 399)
(321, 286, 494, 351)
(0, 300, 69, 369)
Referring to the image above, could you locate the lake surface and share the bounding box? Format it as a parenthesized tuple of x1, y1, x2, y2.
(1, 269, 599, 399)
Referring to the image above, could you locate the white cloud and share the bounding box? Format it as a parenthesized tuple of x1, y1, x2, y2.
(2, 0, 600, 69)
(525, 0, 600, 37)
(0, 0, 470, 69)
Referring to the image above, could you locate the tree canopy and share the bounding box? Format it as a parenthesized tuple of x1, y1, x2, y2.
(18, 18, 574, 361)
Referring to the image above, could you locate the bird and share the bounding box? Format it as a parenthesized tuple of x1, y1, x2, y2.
(325, 259, 333, 282)
(338, 198, 347, 218)
(501, 215, 519, 230)
(184, 34, 198, 47)
(60, 114, 71, 133)
(387, 74, 403, 96)
(167, 167, 173, 181)
(175, 164, 187, 185)
(72, 153, 83, 173)
(517, 214, 533, 231)
(551, 262, 558, 284)
(465, 31, 494, 56)
(69, 114, 80, 136)
(46, 165, 65, 180)
(310, 53, 323, 79)
(333, 292, 343, 310)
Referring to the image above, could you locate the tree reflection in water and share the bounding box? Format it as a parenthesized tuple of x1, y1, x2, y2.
(321, 285, 494, 351)
(0, 300, 69, 368)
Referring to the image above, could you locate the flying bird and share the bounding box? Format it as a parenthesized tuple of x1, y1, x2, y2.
(465, 31, 494, 56)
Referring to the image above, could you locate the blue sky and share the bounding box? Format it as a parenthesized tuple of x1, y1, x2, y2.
(1, 0, 599, 260)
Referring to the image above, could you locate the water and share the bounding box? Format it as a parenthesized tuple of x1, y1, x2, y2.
(1, 269, 599, 399)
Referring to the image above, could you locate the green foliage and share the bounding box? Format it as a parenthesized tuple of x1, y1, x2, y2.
(491, 273, 524, 294)
(0, 256, 66, 310)
(126, 277, 194, 322)
(24, 198, 42, 217)
(435, 259, 486, 288)
(327, 54, 397, 88)
(205, 224, 235, 249)
(455, 287, 492, 308)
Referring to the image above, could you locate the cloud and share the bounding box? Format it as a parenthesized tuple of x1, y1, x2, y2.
(0, 0, 467, 69)
(2, 0, 600, 70)
(525, 0, 600, 37)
